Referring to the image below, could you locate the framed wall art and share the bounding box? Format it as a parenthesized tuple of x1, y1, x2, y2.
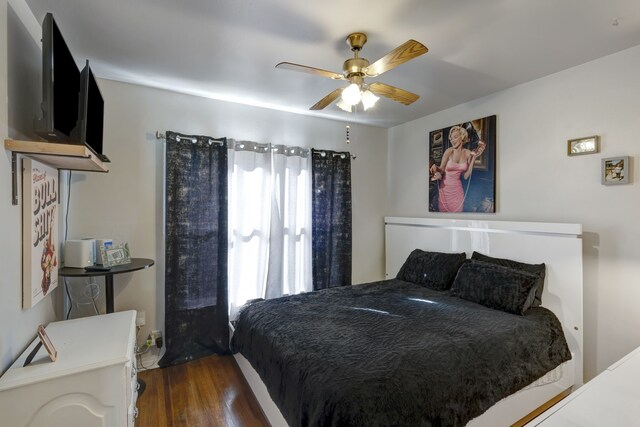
(602, 156, 630, 185)
(22, 158, 59, 309)
(568, 135, 600, 156)
(428, 115, 497, 213)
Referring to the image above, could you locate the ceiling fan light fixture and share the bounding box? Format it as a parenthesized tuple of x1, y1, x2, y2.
(336, 99, 352, 112)
(277, 33, 427, 112)
(342, 83, 362, 105)
(361, 89, 379, 111)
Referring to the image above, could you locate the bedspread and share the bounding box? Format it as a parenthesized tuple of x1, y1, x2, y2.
(231, 279, 571, 427)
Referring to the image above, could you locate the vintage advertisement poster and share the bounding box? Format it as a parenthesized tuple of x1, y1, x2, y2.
(23, 158, 59, 308)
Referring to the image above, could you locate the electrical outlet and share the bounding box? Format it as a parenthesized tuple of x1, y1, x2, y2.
(136, 311, 146, 327)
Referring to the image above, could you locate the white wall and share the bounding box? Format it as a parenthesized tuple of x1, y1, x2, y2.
(66, 80, 388, 347)
(1, 0, 386, 369)
(387, 45, 640, 380)
(0, 0, 63, 374)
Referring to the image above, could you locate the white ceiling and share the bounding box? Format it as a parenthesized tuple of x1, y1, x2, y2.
(24, 0, 640, 128)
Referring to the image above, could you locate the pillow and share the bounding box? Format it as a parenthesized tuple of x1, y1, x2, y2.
(450, 260, 539, 315)
(471, 251, 546, 307)
(396, 249, 466, 290)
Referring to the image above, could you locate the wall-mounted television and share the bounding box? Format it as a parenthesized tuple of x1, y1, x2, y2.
(34, 12, 81, 141)
(73, 60, 109, 162)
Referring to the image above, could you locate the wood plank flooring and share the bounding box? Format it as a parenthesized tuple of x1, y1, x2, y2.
(136, 355, 269, 427)
(136, 354, 570, 427)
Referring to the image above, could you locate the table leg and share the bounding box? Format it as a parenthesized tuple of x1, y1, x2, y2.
(105, 274, 114, 313)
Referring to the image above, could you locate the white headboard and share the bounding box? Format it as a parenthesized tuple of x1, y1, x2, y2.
(385, 217, 583, 386)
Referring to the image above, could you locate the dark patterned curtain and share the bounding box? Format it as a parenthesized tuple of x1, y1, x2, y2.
(311, 149, 352, 290)
(159, 131, 229, 368)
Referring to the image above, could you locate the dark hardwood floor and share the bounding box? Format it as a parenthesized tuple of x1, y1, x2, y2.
(136, 354, 567, 427)
(136, 355, 269, 427)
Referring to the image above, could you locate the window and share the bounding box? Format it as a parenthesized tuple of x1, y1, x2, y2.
(228, 142, 312, 318)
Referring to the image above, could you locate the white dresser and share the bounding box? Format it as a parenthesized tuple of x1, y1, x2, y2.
(0, 311, 139, 427)
(531, 345, 640, 426)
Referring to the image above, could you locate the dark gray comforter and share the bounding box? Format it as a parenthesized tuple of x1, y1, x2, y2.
(231, 279, 571, 427)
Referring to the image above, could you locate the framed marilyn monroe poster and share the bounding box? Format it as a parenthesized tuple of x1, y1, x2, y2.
(428, 115, 496, 213)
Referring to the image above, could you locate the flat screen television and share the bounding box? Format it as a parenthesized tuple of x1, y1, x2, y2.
(73, 60, 109, 162)
(34, 12, 81, 141)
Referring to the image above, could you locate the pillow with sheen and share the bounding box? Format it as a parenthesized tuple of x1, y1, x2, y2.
(471, 251, 546, 307)
(396, 249, 467, 291)
(450, 259, 539, 315)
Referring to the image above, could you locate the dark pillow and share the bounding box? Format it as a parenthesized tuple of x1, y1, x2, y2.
(471, 251, 546, 307)
(450, 260, 539, 315)
(396, 249, 466, 290)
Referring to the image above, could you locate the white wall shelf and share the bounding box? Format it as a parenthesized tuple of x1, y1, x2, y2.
(4, 139, 109, 205)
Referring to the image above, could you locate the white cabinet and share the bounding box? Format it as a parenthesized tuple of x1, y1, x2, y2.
(531, 345, 640, 426)
(0, 311, 138, 427)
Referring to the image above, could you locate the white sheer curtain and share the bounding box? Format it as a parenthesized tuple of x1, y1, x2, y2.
(228, 141, 312, 318)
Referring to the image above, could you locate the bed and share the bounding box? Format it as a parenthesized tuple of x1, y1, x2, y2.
(231, 217, 584, 426)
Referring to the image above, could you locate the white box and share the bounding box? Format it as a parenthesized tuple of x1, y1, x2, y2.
(82, 238, 97, 264)
(64, 240, 95, 268)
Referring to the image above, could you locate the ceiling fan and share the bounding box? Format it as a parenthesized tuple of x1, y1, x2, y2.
(276, 32, 428, 112)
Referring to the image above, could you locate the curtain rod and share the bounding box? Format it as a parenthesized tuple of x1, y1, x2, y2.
(314, 151, 357, 160)
(155, 131, 225, 145)
(155, 131, 355, 159)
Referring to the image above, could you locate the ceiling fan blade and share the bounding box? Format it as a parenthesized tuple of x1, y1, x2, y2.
(364, 40, 428, 77)
(368, 82, 420, 106)
(310, 88, 343, 110)
(276, 62, 345, 80)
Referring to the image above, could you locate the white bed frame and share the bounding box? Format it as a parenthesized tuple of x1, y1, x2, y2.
(233, 217, 584, 427)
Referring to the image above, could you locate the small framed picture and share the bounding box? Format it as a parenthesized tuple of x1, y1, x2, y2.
(602, 156, 630, 185)
(37, 324, 57, 362)
(568, 135, 600, 156)
(101, 243, 132, 267)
